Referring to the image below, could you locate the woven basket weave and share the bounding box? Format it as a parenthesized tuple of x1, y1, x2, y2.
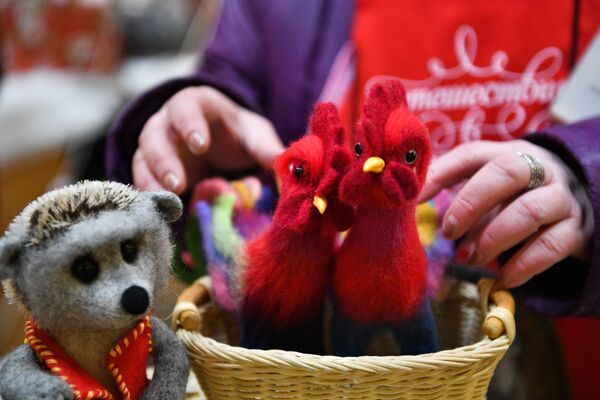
(175, 278, 515, 400)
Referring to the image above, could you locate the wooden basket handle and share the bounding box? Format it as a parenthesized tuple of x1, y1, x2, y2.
(479, 278, 516, 342)
(172, 276, 212, 331)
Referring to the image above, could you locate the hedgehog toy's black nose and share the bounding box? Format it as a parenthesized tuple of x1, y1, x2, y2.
(121, 286, 149, 315)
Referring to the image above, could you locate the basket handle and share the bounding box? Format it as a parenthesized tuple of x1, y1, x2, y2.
(172, 276, 212, 331)
(479, 278, 516, 343)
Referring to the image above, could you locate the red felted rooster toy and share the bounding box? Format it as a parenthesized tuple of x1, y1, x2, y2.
(241, 103, 353, 354)
(331, 80, 439, 356)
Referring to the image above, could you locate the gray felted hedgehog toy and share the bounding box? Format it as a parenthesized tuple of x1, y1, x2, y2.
(0, 181, 189, 400)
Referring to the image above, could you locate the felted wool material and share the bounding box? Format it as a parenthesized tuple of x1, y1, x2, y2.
(137, 317, 188, 400)
(189, 177, 235, 214)
(331, 296, 438, 357)
(191, 176, 273, 312)
(191, 176, 272, 242)
(417, 192, 455, 296)
(0, 344, 73, 400)
(0, 181, 188, 400)
(196, 198, 241, 312)
(334, 80, 433, 324)
(243, 226, 336, 329)
(241, 102, 353, 353)
(271, 103, 354, 235)
(212, 194, 244, 260)
(190, 176, 265, 216)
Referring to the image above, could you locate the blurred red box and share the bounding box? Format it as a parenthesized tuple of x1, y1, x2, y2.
(1, 0, 121, 74)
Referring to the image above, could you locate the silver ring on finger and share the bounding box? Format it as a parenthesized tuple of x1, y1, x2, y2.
(517, 152, 545, 190)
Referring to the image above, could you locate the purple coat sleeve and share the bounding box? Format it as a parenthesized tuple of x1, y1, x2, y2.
(105, 0, 266, 184)
(521, 117, 600, 316)
(105, 0, 352, 184)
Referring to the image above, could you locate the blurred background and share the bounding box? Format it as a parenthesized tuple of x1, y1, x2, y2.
(0, 2, 597, 400)
(0, 0, 221, 357)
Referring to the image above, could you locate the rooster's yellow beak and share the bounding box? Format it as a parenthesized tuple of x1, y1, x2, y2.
(312, 195, 328, 215)
(363, 156, 386, 174)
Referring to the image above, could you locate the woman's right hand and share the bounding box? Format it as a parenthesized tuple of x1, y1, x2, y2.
(133, 86, 284, 194)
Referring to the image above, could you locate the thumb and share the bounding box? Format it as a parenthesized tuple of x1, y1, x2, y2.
(236, 109, 285, 169)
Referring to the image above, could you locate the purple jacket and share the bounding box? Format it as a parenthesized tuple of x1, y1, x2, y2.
(106, 0, 600, 316)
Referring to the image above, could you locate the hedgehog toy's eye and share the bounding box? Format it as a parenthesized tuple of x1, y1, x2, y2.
(354, 143, 363, 156)
(293, 165, 304, 179)
(71, 256, 100, 284)
(120, 239, 138, 264)
(405, 149, 417, 165)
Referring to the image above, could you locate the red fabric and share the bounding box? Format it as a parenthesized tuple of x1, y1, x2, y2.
(346, 2, 600, 396)
(555, 318, 600, 400)
(1, 1, 121, 73)
(106, 316, 152, 400)
(243, 103, 353, 328)
(343, 0, 600, 154)
(334, 81, 432, 323)
(25, 316, 151, 400)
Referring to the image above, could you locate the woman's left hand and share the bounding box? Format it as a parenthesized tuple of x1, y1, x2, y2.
(420, 140, 593, 289)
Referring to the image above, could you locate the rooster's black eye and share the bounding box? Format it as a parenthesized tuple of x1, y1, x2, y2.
(405, 149, 417, 165)
(71, 256, 99, 284)
(354, 143, 363, 156)
(293, 166, 304, 178)
(121, 239, 138, 264)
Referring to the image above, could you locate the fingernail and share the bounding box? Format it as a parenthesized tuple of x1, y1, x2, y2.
(468, 250, 483, 266)
(189, 131, 207, 153)
(163, 172, 180, 192)
(442, 213, 458, 239)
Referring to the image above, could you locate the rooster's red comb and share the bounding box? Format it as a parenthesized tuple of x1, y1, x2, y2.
(363, 80, 408, 133)
(310, 102, 345, 148)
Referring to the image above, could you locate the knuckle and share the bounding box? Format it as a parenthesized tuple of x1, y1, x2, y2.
(452, 144, 476, 168)
(454, 194, 477, 216)
(193, 86, 221, 104)
(455, 141, 477, 157)
(490, 159, 521, 184)
(140, 114, 164, 140)
(138, 130, 152, 148)
(537, 232, 564, 257)
(517, 196, 545, 226)
(176, 86, 202, 100)
(511, 256, 532, 281)
(479, 230, 500, 252)
(196, 85, 216, 97)
(175, 113, 198, 134)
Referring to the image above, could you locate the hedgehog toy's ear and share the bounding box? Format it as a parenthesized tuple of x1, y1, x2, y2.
(0, 235, 23, 280)
(150, 191, 183, 223)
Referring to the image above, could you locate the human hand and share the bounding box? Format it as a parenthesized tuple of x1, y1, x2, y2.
(133, 86, 284, 194)
(420, 140, 593, 289)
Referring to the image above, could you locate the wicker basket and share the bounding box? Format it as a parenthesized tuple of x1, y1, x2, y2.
(173, 278, 515, 400)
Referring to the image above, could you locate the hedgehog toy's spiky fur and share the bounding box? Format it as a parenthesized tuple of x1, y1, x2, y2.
(14, 180, 140, 246)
